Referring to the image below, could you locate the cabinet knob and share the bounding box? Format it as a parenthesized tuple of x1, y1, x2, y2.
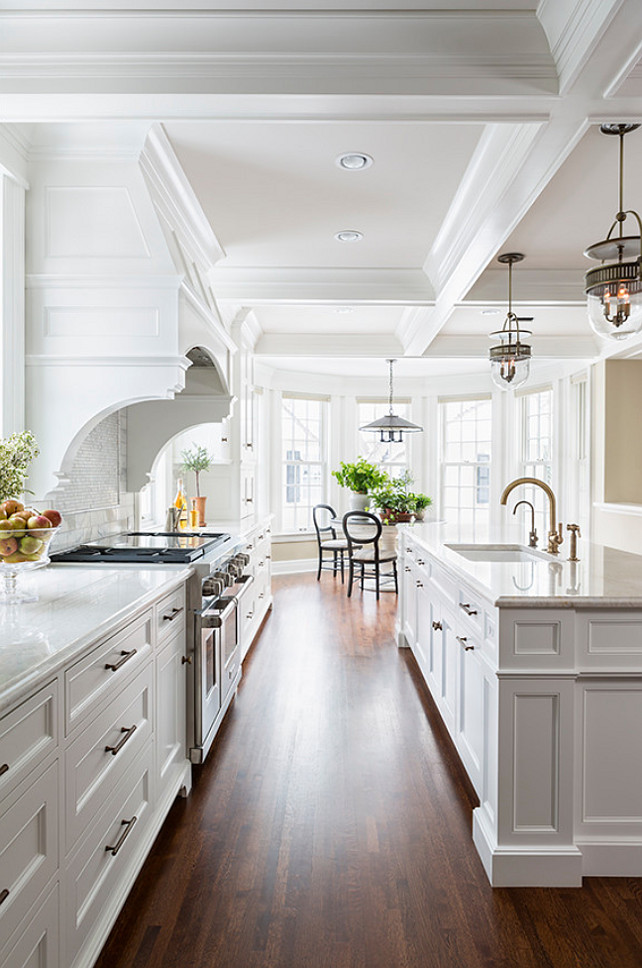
(0, 763, 8, 777)
(0, 888, 9, 906)
(221, 437, 228, 443)
(181, 655, 192, 665)
(432, 620, 442, 631)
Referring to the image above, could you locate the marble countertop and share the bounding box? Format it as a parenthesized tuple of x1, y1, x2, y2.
(402, 522, 642, 608)
(0, 564, 192, 715)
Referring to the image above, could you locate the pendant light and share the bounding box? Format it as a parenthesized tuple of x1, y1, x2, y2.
(584, 123, 642, 340)
(488, 253, 532, 391)
(359, 359, 423, 443)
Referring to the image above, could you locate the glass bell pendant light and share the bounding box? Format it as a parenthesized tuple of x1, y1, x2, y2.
(488, 253, 532, 391)
(359, 359, 423, 442)
(584, 124, 642, 340)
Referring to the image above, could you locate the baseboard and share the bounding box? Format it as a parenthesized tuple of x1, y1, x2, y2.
(578, 841, 642, 877)
(472, 808, 583, 887)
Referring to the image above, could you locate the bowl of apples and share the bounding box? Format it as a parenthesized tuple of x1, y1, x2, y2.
(0, 500, 62, 603)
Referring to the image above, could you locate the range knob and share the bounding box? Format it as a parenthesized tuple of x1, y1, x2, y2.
(214, 570, 233, 588)
(235, 553, 250, 566)
(202, 577, 224, 598)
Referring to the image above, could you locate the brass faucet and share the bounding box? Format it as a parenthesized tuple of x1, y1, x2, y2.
(512, 499, 538, 548)
(500, 477, 564, 555)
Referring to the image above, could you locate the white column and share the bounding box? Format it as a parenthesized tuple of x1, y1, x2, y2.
(0, 174, 26, 435)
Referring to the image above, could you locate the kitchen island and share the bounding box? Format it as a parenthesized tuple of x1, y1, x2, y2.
(0, 564, 192, 968)
(398, 523, 642, 887)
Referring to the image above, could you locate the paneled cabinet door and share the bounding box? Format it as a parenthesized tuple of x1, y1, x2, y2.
(156, 626, 187, 799)
(439, 609, 459, 737)
(0, 883, 59, 968)
(402, 559, 418, 650)
(456, 642, 485, 797)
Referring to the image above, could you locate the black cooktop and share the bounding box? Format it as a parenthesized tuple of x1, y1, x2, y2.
(51, 531, 232, 564)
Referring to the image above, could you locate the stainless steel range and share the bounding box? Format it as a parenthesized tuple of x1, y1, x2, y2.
(51, 531, 254, 764)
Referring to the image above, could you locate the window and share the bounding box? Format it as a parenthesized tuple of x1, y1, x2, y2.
(281, 396, 327, 532)
(357, 400, 410, 477)
(519, 387, 554, 540)
(440, 397, 492, 541)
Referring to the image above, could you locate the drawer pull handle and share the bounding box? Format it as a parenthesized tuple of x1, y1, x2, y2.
(417, 559, 425, 565)
(246, 611, 254, 620)
(105, 816, 138, 856)
(416, 580, 423, 588)
(0, 888, 9, 905)
(266, 554, 271, 560)
(259, 592, 264, 599)
(456, 635, 474, 651)
(105, 649, 137, 672)
(245, 497, 254, 504)
(105, 724, 137, 756)
(181, 655, 192, 665)
(163, 606, 184, 622)
(432, 621, 442, 631)
(0, 763, 8, 777)
(459, 602, 478, 616)
(405, 566, 411, 573)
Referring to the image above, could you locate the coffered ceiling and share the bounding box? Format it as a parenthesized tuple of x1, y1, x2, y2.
(2, 0, 642, 379)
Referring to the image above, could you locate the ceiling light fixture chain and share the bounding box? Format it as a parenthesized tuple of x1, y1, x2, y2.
(584, 123, 642, 340)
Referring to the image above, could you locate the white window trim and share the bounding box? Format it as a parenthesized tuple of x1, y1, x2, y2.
(279, 393, 329, 535)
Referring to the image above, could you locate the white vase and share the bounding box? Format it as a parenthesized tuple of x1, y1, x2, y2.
(349, 492, 370, 512)
(379, 523, 398, 554)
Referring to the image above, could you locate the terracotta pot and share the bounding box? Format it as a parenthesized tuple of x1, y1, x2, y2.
(379, 509, 415, 525)
(194, 496, 207, 527)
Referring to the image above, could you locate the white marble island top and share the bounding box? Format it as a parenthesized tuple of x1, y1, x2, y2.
(402, 522, 642, 608)
(0, 563, 191, 715)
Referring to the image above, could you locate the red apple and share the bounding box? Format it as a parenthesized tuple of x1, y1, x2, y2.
(27, 515, 52, 530)
(0, 537, 18, 556)
(2, 500, 24, 516)
(41, 509, 62, 528)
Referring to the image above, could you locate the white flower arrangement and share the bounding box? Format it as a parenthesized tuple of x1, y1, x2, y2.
(0, 431, 39, 503)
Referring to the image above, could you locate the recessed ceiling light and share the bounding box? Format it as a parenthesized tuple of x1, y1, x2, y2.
(335, 306, 354, 314)
(336, 152, 373, 171)
(481, 308, 501, 316)
(335, 230, 363, 243)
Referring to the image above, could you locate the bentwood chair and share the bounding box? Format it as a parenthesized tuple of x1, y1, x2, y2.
(342, 511, 398, 601)
(312, 503, 351, 583)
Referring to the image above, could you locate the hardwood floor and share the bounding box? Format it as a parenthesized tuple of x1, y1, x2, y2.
(95, 574, 642, 968)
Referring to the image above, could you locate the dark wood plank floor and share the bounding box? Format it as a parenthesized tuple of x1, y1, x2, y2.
(95, 574, 642, 968)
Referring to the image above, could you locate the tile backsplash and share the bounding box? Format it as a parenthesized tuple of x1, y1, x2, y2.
(48, 410, 135, 552)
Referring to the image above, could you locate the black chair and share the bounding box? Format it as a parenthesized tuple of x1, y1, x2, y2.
(342, 511, 398, 601)
(312, 504, 351, 583)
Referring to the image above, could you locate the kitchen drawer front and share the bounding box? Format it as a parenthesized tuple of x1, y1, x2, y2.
(155, 585, 186, 645)
(427, 556, 458, 604)
(64, 750, 153, 965)
(64, 665, 153, 849)
(577, 611, 642, 670)
(64, 611, 152, 735)
(0, 882, 59, 968)
(0, 761, 59, 948)
(0, 681, 58, 805)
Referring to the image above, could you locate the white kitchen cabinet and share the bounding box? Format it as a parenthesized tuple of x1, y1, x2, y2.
(0, 575, 191, 966)
(0, 883, 59, 968)
(239, 520, 273, 661)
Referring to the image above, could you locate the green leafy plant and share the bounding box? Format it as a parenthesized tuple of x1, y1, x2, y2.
(369, 470, 431, 524)
(0, 431, 39, 503)
(332, 458, 388, 494)
(181, 444, 214, 497)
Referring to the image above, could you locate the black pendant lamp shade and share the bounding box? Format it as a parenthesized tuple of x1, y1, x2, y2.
(360, 359, 423, 443)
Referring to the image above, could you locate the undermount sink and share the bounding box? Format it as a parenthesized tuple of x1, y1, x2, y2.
(444, 543, 551, 563)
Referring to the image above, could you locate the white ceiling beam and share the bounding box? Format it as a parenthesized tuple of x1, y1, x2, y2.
(254, 333, 405, 357)
(211, 268, 434, 305)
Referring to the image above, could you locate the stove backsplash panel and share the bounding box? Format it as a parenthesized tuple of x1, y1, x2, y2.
(46, 411, 135, 553)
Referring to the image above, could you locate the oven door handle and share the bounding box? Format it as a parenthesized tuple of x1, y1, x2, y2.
(233, 574, 254, 601)
(202, 596, 237, 628)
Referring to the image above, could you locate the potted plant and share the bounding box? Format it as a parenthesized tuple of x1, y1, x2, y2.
(332, 458, 389, 511)
(181, 443, 214, 526)
(369, 471, 432, 525)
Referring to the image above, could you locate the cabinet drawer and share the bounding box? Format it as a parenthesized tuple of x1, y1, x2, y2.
(64, 612, 152, 735)
(0, 882, 59, 968)
(64, 752, 153, 964)
(0, 682, 58, 804)
(155, 586, 186, 644)
(0, 762, 59, 948)
(65, 665, 153, 849)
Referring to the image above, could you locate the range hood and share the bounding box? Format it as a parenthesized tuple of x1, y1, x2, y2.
(126, 345, 233, 492)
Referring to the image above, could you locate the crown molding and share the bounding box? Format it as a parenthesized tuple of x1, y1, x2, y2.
(26, 353, 190, 368)
(211, 267, 434, 305)
(537, 0, 622, 93)
(179, 283, 237, 354)
(140, 123, 225, 270)
(255, 332, 404, 357)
